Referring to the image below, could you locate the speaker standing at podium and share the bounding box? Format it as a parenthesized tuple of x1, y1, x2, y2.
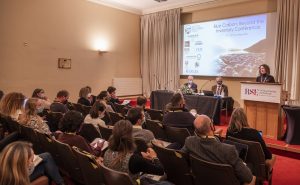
(256, 64, 275, 83)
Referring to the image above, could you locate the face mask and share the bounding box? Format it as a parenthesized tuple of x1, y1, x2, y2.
(188, 80, 193, 84)
(28, 162, 35, 175)
(217, 81, 222, 85)
(37, 106, 44, 114)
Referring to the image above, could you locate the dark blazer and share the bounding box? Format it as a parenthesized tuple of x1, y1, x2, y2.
(182, 136, 253, 183)
(77, 97, 91, 106)
(211, 84, 228, 96)
(184, 82, 198, 93)
(256, 74, 275, 83)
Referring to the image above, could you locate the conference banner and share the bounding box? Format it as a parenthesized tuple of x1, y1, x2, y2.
(241, 82, 281, 103)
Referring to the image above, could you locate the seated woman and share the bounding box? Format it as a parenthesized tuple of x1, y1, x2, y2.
(226, 107, 276, 171)
(56, 110, 102, 157)
(84, 101, 106, 130)
(0, 141, 64, 185)
(19, 98, 51, 135)
(103, 120, 164, 184)
(32, 88, 51, 109)
(0, 92, 26, 121)
(77, 87, 91, 106)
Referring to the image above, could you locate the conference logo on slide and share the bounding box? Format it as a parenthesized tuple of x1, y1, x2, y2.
(185, 26, 191, 34)
(244, 88, 258, 96)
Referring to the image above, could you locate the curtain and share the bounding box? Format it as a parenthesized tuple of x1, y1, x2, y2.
(141, 9, 181, 97)
(275, 0, 300, 105)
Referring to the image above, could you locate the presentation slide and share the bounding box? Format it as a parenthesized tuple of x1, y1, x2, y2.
(182, 13, 276, 77)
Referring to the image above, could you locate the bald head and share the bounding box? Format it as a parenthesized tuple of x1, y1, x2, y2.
(194, 115, 213, 135)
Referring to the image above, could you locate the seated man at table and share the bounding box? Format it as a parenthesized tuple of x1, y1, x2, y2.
(184, 75, 198, 93)
(182, 115, 256, 185)
(211, 76, 228, 97)
(163, 93, 195, 134)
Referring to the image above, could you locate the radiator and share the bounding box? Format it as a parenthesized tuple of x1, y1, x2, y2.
(112, 78, 142, 96)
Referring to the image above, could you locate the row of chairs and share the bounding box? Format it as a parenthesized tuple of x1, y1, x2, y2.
(0, 114, 135, 185)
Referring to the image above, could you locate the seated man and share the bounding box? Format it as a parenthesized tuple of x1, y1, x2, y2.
(182, 115, 256, 185)
(107, 86, 120, 104)
(126, 107, 155, 145)
(136, 96, 151, 120)
(211, 76, 228, 97)
(184, 75, 198, 93)
(50, 90, 70, 113)
(163, 93, 195, 134)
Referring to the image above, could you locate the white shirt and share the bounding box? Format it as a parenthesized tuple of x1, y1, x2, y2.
(84, 114, 106, 131)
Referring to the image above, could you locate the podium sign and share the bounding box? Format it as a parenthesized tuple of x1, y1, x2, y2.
(241, 82, 281, 103)
(241, 82, 283, 139)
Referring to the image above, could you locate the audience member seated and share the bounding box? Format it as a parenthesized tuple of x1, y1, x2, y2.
(0, 90, 4, 101)
(163, 93, 195, 134)
(184, 75, 198, 93)
(84, 101, 106, 130)
(19, 98, 51, 135)
(32, 88, 51, 109)
(85, 86, 96, 105)
(50, 90, 69, 114)
(55, 110, 102, 157)
(211, 76, 228, 97)
(77, 87, 92, 106)
(226, 108, 276, 171)
(107, 86, 120, 104)
(182, 115, 255, 185)
(103, 120, 164, 184)
(97, 91, 115, 112)
(126, 107, 155, 145)
(0, 141, 65, 185)
(136, 96, 151, 120)
(0, 92, 26, 121)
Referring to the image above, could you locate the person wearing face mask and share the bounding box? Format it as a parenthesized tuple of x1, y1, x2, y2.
(19, 98, 51, 135)
(50, 90, 70, 114)
(211, 76, 228, 97)
(84, 101, 107, 131)
(184, 75, 198, 93)
(256, 64, 275, 83)
(97, 91, 115, 113)
(0, 141, 65, 185)
(126, 107, 154, 145)
(32, 88, 51, 109)
(163, 93, 195, 135)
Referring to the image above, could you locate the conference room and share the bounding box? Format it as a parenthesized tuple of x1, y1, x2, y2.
(0, 0, 300, 185)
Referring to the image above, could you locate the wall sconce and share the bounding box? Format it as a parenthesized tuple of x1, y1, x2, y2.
(94, 39, 109, 55)
(98, 50, 108, 54)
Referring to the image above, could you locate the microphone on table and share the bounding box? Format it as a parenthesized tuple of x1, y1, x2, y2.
(199, 80, 212, 94)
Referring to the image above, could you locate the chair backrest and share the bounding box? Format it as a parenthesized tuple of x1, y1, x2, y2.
(72, 146, 104, 185)
(52, 139, 84, 184)
(108, 112, 124, 125)
(0, 131, 19, 152)
(72, 103, 83, 112)
(99, 125, 113, 141)
(79, 124, 101, 143)
(164, 126, 191, 146)
(223, 139, 248, 161)
(99, 162, 134, 185)
(189, 154, 240, 185)
(145, 108, 164, 121)
(81, 105, 92, 117)
(5, 116, 20, 133)
(19, 125, 43, 153)
(45, 112, 63, 132)
(113, 103, 127, 115)
(144, 119, 167, 140)
(151, 141, 193, 185)
(227, 136, 266, 179)
(35, 132, 59, 160)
